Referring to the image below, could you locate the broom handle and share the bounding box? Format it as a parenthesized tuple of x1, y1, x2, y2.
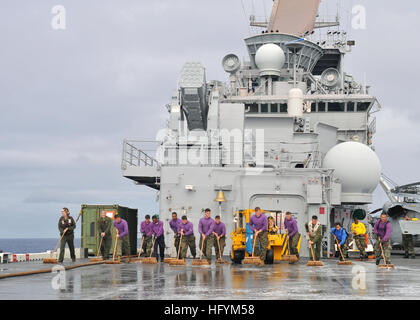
(309, 243, 316, 262)
(334, 235, 346, 261)
(170, 237, 176, 258)
(177, 234, 183, 259)
(251, 232, 258, 257)
(96, 236, 104, 258)
(112, 235, 119, 261)
(199, 235, 205, 260)
(286, 235, 290, 255)
(52, 229, 67, 257)
(216, 236, 222, 260)
(378, 237, 387, 262)
(150, 237, 157, 258)
(137, 237, 145, 258)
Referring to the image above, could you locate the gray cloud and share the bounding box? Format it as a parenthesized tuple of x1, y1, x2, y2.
(0, 0, 419, 237)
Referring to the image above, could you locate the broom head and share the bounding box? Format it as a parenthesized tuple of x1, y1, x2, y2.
(43, 258, 58, 264)
(192, 259, 210, 266)
(89, 257, 104, 263)
(164, 258, 176, 264)
(338, 260, 353, 265)
(130, 257, 142, 263)
(105, 260, 122, 265)
(216, 259, 229, 265)
(243, 257, 261, 265)
(306, 261, 324, 267)
(378, 264, 395, 269)
(169, 259, 186, 266)
(281, 255, 299, 263)
(142, 257, 158, 264)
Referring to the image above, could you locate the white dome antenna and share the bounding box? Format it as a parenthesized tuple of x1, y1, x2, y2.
(255, 43, 285, 77)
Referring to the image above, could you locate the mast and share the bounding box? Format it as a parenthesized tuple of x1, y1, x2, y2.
(251, 0, 339, 36)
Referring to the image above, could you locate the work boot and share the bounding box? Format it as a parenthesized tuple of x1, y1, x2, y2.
(404, 253, 409, 259)
(376, 258, 381, 265)
(72, 258, 76, 263)
(410, 255, 416, 259)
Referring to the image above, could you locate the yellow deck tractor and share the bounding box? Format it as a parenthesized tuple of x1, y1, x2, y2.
(230, 209, 301, 264)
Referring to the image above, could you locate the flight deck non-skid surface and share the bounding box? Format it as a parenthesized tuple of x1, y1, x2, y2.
(0, 258, 419, 300)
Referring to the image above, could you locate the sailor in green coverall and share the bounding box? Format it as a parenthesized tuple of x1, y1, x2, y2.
(305, 215, 323, 261)
(58, 208, 76, 263)
(98, 211, 113, 260)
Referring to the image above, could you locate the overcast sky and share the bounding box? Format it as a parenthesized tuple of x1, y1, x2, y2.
(0, 0, 419, 238)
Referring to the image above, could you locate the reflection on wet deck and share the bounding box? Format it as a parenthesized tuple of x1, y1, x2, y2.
(1, 258, 419, 300)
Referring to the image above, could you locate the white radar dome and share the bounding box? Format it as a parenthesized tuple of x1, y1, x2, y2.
(255, 43, 285, 76)
(323, 142, 381, 201)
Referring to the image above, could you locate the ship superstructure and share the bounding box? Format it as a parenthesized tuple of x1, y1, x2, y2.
(121, 0, 382, 258)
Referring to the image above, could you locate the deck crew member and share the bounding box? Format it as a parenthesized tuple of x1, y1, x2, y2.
(179, 216, 196, 259)
(373, 212, 392, 265)
(58, 208, 76, 263)
(113, 214, 130, 258)
(352, 217, 368, 260)
(284, 212, 300, 258)
(169, 212, 182, 256)
(249, 207, 269, 265)
(402, 214, 416, 259)
(331, 223, 349, 260)
(98, 211, 113, 260)
(268, 216, 278, 235)
(140, 215, 153, 257)
(305, 215, 323, 261)
(199, 208, 216, 263)
(152, 215, 165, 262)
(212, 215, 226, 258)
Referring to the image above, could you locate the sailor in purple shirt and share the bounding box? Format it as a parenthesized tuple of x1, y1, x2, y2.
(170, 212, 182, 256)
(113, 215, 130, 257)
(212, 215, 227, 259)
(140, 215, 154, 257)
(178, 215, 197, 259)
(152, 215, 165, 262)
(198, 208, 216, 262)
(249, 207, 269, 265)
(373, 212, 393, 265)
(284, 212, 300, 258)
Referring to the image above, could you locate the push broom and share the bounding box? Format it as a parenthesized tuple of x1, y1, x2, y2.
(90, 236, 104, 263)
(306, 242, 323, 267)
(216, 237, 229, 265)
(131, 237, 145, 263)
(169, 234, 186, 266)
(164, 237, 177, 264)
(142, 237, 158, 264)
(192, 236, 210, 266)
(334, 235, 352, 265)
(377, 237, 395, 269)
(43, 229, 67, 264)
(281, 236, 299, 263)
(105, 235, 121, 264)
(243, 234, 261, 265)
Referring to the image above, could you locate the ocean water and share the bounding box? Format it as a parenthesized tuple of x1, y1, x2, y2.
(0, 238, 82, 253)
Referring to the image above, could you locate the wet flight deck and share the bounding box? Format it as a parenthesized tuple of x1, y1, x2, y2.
(0, 257, 419, 300)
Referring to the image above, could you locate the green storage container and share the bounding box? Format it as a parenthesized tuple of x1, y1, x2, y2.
(80, 204, 138, 256)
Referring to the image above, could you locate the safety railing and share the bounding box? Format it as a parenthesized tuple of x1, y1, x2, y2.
(121, 140, 160, 170)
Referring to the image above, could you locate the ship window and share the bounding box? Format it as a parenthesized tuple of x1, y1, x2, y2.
(357, 102, 371, 112)
(347, 102, 355, 112)
(310, 102, 316, 112)
(90, 222, 95, 237)
(261, 104, 269, 113)
(247, 103, 259, 113)
(280, 104, 288, 113)
(318, 102, 326, 112)
(328, 102, 345, 112)
(270, 104, 278, 113)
